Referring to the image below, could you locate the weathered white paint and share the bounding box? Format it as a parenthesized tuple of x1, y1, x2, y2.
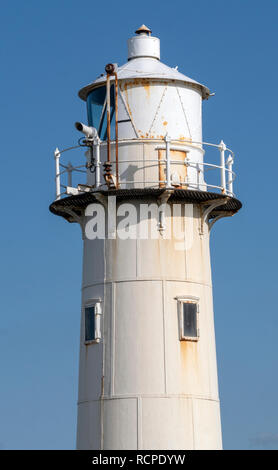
(85, 78, 205, 190)
(75, 27, 223, 450)
(79, 25, 210, 191)
(127, 29, 160, 60)
(77, 203, 222, 450)
(86, 139, 206, 190)
(54, 28, 237, 198)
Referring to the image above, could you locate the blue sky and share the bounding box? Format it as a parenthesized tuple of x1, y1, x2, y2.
(0, 0, 277, 449)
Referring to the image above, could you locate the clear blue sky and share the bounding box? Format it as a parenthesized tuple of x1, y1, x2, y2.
(0, 0, 277, 450)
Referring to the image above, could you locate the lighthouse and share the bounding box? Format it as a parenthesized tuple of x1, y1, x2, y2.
(50, 25, 241, 450)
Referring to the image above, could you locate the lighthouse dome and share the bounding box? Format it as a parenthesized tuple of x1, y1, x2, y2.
(78, 26, 210, 101)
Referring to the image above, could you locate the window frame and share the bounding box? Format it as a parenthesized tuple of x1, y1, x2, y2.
(86, 84, 116, 141)
(176, 296, 200, 342)
(84, 298, 102, 345)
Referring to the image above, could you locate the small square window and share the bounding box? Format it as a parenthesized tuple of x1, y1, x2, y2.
(177, 298, 199, 341)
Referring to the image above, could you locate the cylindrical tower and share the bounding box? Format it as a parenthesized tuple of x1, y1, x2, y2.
(50, 25, 242, 450)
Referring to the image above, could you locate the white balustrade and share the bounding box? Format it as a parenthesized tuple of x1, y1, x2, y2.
(53, 137, 236, 200)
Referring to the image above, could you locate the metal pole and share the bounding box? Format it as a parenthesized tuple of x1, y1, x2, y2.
(114, 72, 119, 188)
(106, 75, 111, 165)
(54, 147, 61, 200)
(227, 154, 233, 196)
(95, 137, 101, 188)
(165, 134, 172, 188)
(219, 140, 226, 194)
(67, 162, 73, 187)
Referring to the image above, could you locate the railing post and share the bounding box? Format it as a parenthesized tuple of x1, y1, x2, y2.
(227, 154, 234, 196)
(219, 140, 226, 194)
(67, 162, 73, 188)
(54, 147, 61, 200)
(95, 137, 101, 188)
(106, 74, 111, 166)
(164, 134, 172, 188)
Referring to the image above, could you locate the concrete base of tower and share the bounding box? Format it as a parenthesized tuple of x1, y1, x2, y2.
(76, 396, 222, 450)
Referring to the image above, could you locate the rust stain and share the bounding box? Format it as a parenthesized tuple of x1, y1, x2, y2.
(179, 135, 192, 143)
(143, 82, 151, 99)
(121, 81, 129, 91)
(180, 340, 198, 371)
(179, 339, 200, 393)
(158, 149, 166, 188)
(130, 78, 142, 86)
(120, 79, 169, 89)
(124, 78, 151, 98)
(138, 132, 156, 139)
(122, 84, 133, 120)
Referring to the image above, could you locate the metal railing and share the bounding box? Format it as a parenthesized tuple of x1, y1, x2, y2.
(54, 146, 87, 200)
(53, 137, 236, 201)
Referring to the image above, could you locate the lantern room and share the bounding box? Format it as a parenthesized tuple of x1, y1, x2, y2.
(51, 25, 240, 218)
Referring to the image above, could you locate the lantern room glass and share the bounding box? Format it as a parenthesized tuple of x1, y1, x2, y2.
(86, 85, 115, 141)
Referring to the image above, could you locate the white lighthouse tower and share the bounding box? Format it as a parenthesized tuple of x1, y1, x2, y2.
(50, 25, 241, 450)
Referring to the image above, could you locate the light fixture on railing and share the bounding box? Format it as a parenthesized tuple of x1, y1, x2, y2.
(75, 122, 98, 139)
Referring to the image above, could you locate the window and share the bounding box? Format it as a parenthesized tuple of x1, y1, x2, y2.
(87, 86, 106, 130)
(85, 306, 95, 342)
(177, 297, 199, 341)
(86, 85, 115, 141)
(84, 301, 102, 343)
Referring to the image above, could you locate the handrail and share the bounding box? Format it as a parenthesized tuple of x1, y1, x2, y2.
(53, 137, 237, 201)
